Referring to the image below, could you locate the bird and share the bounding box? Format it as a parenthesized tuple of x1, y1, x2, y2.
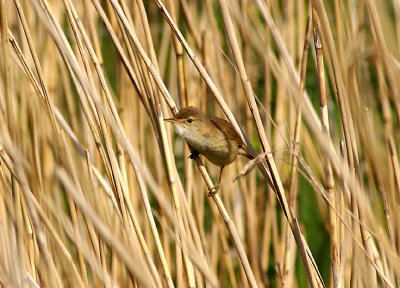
(164, 106, 253, 196)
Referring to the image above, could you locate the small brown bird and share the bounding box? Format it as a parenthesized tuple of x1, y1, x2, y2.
(164, 106, 252, 196)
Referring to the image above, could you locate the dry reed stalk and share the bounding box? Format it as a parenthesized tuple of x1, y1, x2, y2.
(27, 4, 115, 212)
(147, 34, 196, 288)
(84, 149, 113, 287)
(312, 8, 340, 288)
(249, 9, 396, 282)
(180, 0, 201, 49)
(97, 114, 218, 286)
(13, 0, 58, 133)
(1, 3, 25, 288)
(339, 141, 346, 287)
(310, 1, 380, 286)
(43, 193, 115, 286)
(63, 3, 166, 286)
(9, 31, 119, 219)
(2, 0, 400, 287)
(374, 51, 400, 285)
(0, 125, 63, 288)
(158, 110, 196, 288)
(83, 4, 177, 285)
(31, 185, 86, 287)
(55, 168, 155, 288)
(41, 4, 138, 285)
(116, 152, 164, 288)
(254, 0, 320, 126)
(70, 1, 178, 283)
(283, 9, 312, 288)
(275, 40, 396, 285)
(104, 24, 193, 288)
(106, 1, 264, 286)
(217, 0, 267, 285)
(238, 1, 260, 283)
(217, 1, 323, 286)
(106, 0, 177, 109)
(37, 2, 209, 288)
(149, 215, 216, 287)
(135, 0, 312, 286)
(91, 0, 150, 112)
(366, 0, 400, 126)
(164, 7, 195, 261)
(59, 133, 90, 288)
(152, 2, 268, 285)
(60, 10, 107, 286)
(28, 0, 155, 284)
(365, 0, 398, 249)
(1, 0, 14, 133)
(253, 0, 396, 284)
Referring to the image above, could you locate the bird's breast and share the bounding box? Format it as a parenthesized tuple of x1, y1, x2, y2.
(176, 126, 238, 166)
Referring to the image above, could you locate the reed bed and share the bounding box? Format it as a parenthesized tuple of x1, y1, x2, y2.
(0, 0, 399, 287)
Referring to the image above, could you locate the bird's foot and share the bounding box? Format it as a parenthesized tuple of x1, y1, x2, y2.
(208, 184, 220, 197)
(188, 150, 199, 159)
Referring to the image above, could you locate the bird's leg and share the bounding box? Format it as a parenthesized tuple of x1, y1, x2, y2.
(208, 166, 224, 197)
(188, 150, 199, 159)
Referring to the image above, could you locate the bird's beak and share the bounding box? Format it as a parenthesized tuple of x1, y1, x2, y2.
(163, 118, 177, 123)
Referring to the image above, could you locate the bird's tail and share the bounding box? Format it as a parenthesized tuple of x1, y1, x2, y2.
(238, 145, 255, 160)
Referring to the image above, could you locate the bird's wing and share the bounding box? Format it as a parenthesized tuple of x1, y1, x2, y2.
(209, 116, 255, 159)
(208, 116, 243, 144)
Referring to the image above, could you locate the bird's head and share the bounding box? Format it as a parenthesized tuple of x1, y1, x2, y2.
(164, 106, 207, 139)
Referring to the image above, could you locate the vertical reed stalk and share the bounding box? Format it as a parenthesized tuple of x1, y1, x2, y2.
(312, 9, 339, 288)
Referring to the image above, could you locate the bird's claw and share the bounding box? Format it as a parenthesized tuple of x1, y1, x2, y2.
(208, 185, 220, 197)
(188, 150, 199, 159)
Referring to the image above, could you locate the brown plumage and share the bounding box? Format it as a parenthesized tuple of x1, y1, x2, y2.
(164, 106, 252, 196)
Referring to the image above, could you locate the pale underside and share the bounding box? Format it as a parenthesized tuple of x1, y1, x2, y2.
(174, 122, 239, 167)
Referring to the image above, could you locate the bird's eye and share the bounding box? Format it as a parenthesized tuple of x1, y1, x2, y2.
(187, 118, 193, 123)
